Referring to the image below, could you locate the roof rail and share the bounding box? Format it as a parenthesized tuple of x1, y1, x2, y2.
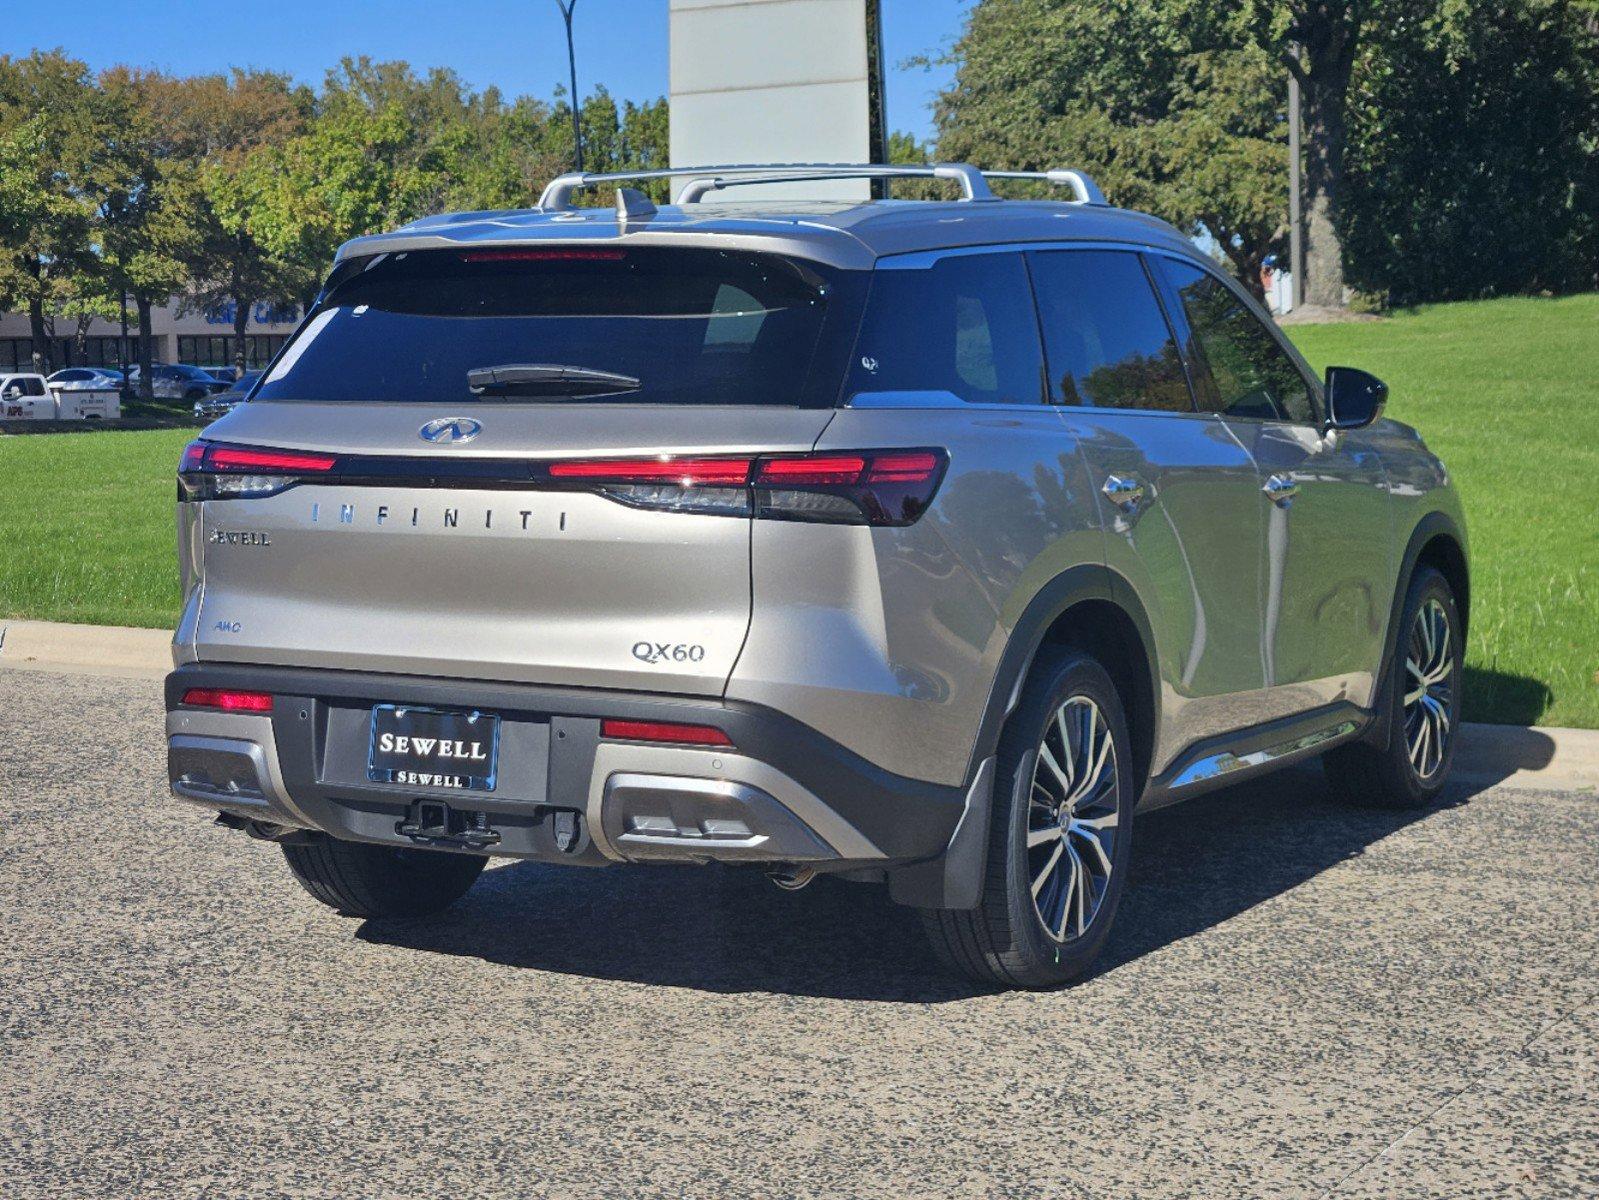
(535, 163, 1106, 211)
(983, 170, 1107, 206)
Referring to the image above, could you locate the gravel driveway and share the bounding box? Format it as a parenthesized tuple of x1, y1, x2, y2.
(2, 668, 1595, 1199)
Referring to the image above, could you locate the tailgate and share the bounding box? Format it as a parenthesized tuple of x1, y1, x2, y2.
(190, 402, 834, 695)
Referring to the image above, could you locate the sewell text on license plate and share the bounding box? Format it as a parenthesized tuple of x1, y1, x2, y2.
(367, 704, 500, 792)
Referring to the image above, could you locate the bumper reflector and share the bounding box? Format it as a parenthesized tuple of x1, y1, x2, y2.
(181, 688, 274, 713)
(600, 719, 733, 748)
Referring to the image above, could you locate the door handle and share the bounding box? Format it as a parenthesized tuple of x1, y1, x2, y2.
(1263, 473, 1300, 507)
(1101, 474, 1146, 512)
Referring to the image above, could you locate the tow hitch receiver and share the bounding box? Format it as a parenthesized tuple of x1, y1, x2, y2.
(396, 800, 501, 849)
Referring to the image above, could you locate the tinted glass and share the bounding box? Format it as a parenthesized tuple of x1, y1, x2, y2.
(255, 247, 837, 406)
(1161, 260, 1316, 423)
(846, 252, 1044, 405)
(22, 376, 46, 396)
(1027, 250, 1193, 413)
(54, 369, 90, 381)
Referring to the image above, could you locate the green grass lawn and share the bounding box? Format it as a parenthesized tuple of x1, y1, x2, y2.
(0, 428, 194, 629)
(1288, 294, 1599, 728)
(2, 294, 1595, 726)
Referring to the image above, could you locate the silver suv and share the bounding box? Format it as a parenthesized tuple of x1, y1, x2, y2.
(166, 163, 1468, 988)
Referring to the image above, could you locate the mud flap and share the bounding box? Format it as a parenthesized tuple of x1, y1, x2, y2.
(888, 757, 994, 910)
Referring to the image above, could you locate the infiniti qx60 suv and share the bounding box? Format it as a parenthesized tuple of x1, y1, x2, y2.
(166, 163, 1467, 988)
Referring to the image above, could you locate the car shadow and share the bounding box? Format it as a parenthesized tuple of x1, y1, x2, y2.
(357, 764, 1484, 1003)
(1463, 666, 1553, 728)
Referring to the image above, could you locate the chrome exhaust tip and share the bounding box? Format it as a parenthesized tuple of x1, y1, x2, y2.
(767, 865, 816, 891)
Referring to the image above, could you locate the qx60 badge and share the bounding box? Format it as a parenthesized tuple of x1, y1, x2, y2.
(419, 417, 482, 445)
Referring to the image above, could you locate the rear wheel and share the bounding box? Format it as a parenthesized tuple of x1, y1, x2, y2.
(921, 650, 1135, 989)
(281, 836, 485, 918)
(1324, 565, 1462, 809)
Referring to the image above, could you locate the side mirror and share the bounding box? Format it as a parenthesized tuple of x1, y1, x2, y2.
(1324, 366, 1387, 431)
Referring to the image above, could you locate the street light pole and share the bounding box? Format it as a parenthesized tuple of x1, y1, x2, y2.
(1288, 56, 1304, 311)
(556, 0, 583, 172)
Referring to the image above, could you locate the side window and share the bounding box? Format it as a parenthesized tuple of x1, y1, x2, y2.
(22, 376, 47, 396)
(847, 252, 1044, 405)
(1160, 260, 1317, 424)
(1027, 249, 1194, 413)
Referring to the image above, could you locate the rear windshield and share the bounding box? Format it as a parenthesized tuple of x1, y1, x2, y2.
(255, 247, 839, 406)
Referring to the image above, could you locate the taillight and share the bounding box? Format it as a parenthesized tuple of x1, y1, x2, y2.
(543, 449, 947, 526)
(180, 688, 274, 712)
(600, 718, 733, 747)
(179, 439, 337, 501)
(549, 457, 753, 486)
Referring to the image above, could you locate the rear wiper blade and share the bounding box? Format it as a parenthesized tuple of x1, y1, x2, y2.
(466, 363, 641, 397)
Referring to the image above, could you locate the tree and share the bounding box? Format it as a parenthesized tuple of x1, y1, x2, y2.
(0, 52, 108, 373)
(1341, 0, 1599, 302)
(95, 68, 204, 398)
(51, 265, 120, 364)
(141, 71, 312, 373)
(934, 1, 1287, 300)
(1235, 0, 1376, 308)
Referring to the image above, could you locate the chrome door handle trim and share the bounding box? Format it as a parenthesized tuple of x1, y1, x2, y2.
(1263, 473, 1299, 507)
(1101, 474, 1146, 512)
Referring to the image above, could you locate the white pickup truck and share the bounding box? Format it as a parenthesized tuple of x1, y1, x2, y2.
(1, 372, 122, 420)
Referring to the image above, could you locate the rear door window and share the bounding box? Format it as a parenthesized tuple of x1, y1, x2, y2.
(1157, 259, 1318, 424)
(255, 247, 845, 407)
(1027, 249, 1194, 413)
(846, 252, 1044, 405)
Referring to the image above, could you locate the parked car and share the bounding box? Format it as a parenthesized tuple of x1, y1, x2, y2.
(0, 372, 57, 419)
(45, 367, 124, 419)
(48, 366, 125, 390)
(128, 362, 230, 401)
(165, 162, 1468, 989)
(198, 365, 240, 385)
(194, 371, 262, 422)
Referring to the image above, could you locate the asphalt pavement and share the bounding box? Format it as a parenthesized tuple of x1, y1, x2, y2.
(2, 667, 1595, 1199)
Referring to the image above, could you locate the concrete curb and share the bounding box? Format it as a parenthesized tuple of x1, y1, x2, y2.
(2, 617, 1595, 793)
(0, 618, 172, 680)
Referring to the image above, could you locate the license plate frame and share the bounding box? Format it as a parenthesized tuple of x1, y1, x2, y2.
(367, 704, 500, 793)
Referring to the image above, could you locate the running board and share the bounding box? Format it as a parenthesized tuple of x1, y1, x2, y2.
(1141, 703, 1368, 811)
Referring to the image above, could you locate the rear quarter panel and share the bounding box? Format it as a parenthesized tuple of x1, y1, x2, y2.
(726, 406, 1103, 787)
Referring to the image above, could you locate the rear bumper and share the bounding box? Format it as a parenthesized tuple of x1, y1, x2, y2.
(164, 662, 970, 877)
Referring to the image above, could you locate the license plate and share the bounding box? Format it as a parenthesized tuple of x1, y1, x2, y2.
(367, 705, 499, 792)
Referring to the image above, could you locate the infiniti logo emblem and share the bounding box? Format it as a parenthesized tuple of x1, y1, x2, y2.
(419, 417, 482, 445)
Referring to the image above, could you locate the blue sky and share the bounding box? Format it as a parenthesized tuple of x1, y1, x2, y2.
(5, 0, 968, 143)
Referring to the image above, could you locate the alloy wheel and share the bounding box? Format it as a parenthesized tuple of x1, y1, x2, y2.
(1404, 597, 1455, 780)
(1026, 695, 1120, 943)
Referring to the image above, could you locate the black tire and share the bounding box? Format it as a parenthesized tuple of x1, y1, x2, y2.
(281, 836, 485, 918)
(1324, 565, 1463, 809)
(184, 386, 206, 401)
(920, 649, 1136, 989)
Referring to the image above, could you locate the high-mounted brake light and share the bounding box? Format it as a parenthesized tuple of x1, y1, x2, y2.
(181, 688, 274, 713)
(600, 719, 733, 748)
(460, 248, 627, 263)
